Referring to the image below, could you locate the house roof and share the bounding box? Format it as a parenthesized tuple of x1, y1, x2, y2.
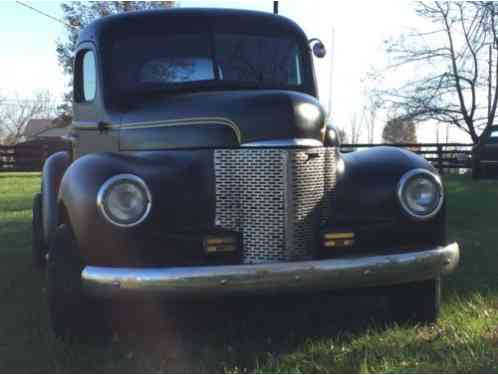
(23, 119, 54, 139)
(35, 126, 69, 139)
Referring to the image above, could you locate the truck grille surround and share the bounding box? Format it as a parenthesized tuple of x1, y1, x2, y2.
(214, 147, 337, 264)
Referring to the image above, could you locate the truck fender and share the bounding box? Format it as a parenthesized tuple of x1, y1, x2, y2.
(334, 146, 441, 222)
(42, 151, 71, 246)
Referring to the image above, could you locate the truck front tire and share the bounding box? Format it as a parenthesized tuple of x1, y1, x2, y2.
(472, 164, 481, 179)
(32, 193, 46, 268)
(386, 278, 441, 325)
(47, 224, 111, 342)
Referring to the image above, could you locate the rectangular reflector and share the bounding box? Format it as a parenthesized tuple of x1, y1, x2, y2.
(324, 232, 354, 240)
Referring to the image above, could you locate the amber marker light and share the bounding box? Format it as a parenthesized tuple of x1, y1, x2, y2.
(323, 232, 354, 248)
(204, 235, 238, 253)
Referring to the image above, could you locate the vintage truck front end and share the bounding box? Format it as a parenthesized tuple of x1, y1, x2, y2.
(75, 145, 458, 298)
(35, 8, 459, 340)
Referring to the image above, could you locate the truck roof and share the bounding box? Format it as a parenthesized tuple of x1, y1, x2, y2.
(77, 8, 308, 46)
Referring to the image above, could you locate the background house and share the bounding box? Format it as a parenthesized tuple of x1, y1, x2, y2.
(23, 118, 68, 142)
(32, 123, 69, 140)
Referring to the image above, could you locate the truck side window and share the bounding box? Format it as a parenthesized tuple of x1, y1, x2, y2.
(82, 50, 96, 102)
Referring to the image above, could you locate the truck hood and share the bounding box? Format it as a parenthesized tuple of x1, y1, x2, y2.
(118, 90, 326, 150)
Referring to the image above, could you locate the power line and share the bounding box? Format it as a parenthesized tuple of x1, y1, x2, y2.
(15, 1, 79, 29)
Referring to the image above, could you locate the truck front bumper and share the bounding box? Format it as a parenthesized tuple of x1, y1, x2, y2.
(81, 242, 459, 297)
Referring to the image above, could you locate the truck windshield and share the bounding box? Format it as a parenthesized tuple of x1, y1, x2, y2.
(108, 32, 303, 96)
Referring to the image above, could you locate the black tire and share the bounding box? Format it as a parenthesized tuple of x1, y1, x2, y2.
(472, 163, 481, 179)
(32, 193, 46, 268)
(47, 224, 111, 342)
(386, 278, 441, 325)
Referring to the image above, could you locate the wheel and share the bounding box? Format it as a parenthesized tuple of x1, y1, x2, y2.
(472, 163, 481, 179)
(32, 193, 46, 268)
(386, 278, 440, 325)
(47, 224, 112, 342)
(481, 165, 488, 179)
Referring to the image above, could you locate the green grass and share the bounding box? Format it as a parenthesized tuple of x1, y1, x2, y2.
(0, 172, 497, 372)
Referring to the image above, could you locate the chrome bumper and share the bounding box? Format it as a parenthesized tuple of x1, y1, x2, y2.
(81, 242, 459, 297)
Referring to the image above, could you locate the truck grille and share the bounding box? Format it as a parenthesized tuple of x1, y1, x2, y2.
(214, 148, 337, 264)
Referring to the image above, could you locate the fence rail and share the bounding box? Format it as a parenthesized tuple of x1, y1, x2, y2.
(340, 143, 474, 174)
(0, 140, 70, 172)
(0, 141, 474, 174)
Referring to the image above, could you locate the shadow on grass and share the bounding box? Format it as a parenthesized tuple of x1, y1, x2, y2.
(76, 293, 392, 373)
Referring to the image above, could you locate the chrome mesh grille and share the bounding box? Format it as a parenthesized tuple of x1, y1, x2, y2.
(285, 150, 325, 260)
(214, 148, 337, 264)
(322, 148, 337, 223)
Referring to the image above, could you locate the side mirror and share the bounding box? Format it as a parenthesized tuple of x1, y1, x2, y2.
(309, 38, 326, 58)
(324, 125, 341, 147)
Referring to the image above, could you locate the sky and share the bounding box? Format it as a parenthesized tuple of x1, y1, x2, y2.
(0, 0, 470, 143)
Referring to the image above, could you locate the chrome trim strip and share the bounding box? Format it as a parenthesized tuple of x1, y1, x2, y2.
(96, 174, 152, 228)
(82, 242, 459, 297)
(479, 160, 498, 165)
(120, 117, 241, 144)
(397, 168, 444, 221)
(241, 139, 323, 147)
(72, 121, 104, 130)
(72, 117, 242, 143)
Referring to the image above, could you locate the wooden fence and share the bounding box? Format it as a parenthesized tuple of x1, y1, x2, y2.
(0, 141, 473, 174)
(341, 143, 474, 174)
(0, 140, 70, 172)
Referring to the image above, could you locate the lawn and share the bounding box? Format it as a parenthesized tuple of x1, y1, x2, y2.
(0, 172, 497, 373)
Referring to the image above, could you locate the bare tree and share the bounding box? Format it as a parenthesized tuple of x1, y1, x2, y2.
(362, 91, 382, 144)
(382, 1, 498, 143)
(360, 70, 383, 144)
(337, 127, 348, 144)
(349, 114, 363, 144)
(0, 92, 57, 145)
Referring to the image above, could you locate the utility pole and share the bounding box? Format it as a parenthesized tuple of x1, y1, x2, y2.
(273, 1, 278, 15)
(328, 27, 336, 118)
(488, 44, 492, 124)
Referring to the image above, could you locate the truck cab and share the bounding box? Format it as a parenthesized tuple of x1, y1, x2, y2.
(71, 8, 325, 157)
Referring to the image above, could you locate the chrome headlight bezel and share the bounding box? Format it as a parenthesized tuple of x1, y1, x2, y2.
(97, 174, 152, 227)
(397, 168, 444, 220)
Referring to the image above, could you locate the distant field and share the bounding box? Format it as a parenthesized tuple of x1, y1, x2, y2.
(0, 172, 497, 373)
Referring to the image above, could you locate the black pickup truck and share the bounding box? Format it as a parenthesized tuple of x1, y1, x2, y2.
(31, 8, 459, 340)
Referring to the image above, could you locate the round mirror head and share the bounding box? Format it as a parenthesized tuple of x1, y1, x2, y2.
(312, 41, 326, 58)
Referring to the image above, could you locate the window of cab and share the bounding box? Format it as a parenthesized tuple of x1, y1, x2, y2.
(75, 49, 97, 102)
(486, 128, 498, 143)
(106, 32, 304, 99)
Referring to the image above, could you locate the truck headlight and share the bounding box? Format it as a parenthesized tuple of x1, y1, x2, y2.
(397, 169, 443, 220)
(97, 174, 151, 227)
